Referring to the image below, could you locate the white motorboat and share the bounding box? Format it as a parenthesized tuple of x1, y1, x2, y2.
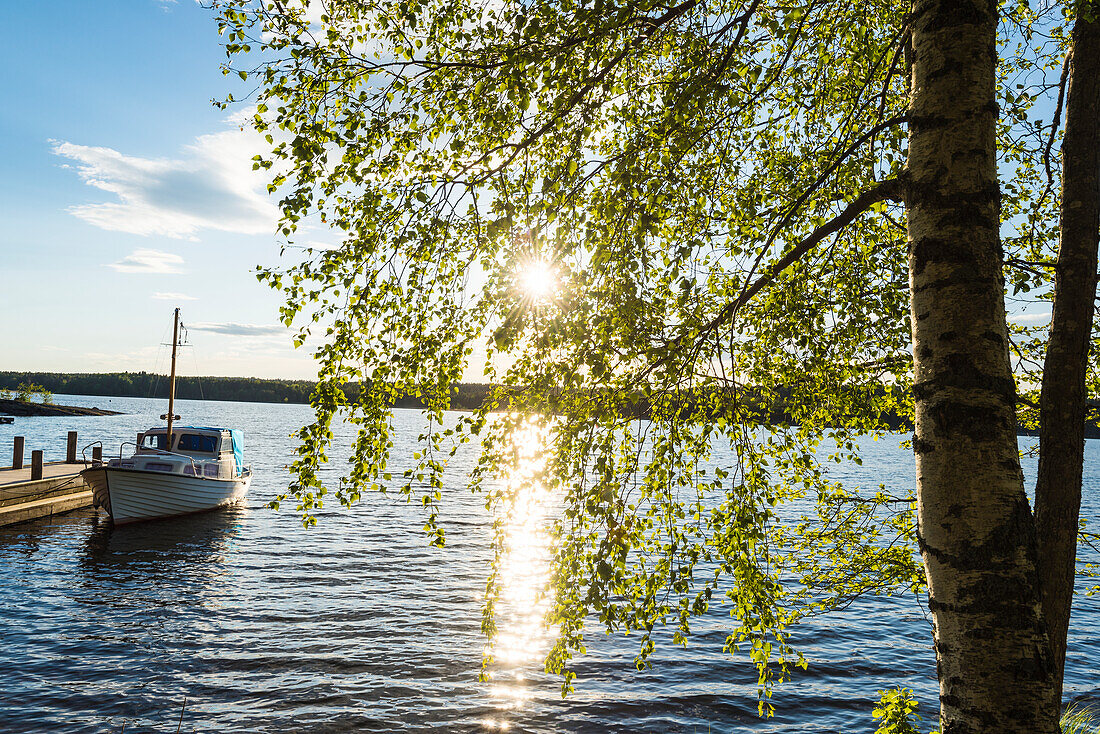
(81, 308, 252, 524)
(82, 426, 252, 525)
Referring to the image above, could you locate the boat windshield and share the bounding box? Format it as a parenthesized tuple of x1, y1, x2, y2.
(177, 433, 218, 454)
(141, 433, 168, 450)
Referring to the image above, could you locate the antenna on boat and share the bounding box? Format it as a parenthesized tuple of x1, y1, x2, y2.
(166, 307, 180, 448)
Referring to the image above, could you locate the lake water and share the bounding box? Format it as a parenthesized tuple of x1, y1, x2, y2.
(0, 394, 1097, 732)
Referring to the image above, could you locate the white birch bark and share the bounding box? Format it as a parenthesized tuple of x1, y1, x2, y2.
(906, 0, 1059, 730)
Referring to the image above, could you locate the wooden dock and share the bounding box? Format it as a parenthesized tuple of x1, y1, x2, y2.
(0, 431, 96, 527)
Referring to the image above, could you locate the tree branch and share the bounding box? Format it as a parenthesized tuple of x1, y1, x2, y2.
(702, 176, 904, 334)
(1043, 49, 1072, 187)
(735, 114, 908, 300)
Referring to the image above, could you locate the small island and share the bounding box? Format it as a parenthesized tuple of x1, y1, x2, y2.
(0, 399, 120, 417)
(0, 383, 120, 418)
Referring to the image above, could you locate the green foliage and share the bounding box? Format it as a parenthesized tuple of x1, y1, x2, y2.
(215, 0, 1081, 714)
(872, 687, 923, 734)
(14, 382, 52, 404)
(1082, 519, 1100, 596)
(1062, 704, 1100, 734)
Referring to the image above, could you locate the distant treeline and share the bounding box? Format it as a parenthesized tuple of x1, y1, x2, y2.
(0, 371, 317, 404)
(0, 371, 912, 425)
(0, 371, 495, 410)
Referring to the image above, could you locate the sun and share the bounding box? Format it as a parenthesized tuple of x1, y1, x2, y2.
(517, 260, 557, 301)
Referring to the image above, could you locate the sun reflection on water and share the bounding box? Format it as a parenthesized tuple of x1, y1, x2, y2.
(482, 417, 557, 720)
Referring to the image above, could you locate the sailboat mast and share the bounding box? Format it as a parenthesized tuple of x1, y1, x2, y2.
(167, 307, 179, 448)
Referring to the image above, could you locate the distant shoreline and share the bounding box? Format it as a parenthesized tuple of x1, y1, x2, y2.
(0, 370, 318, 405)
(2, 371, 1092, 438)
(0, 371, 493, 410)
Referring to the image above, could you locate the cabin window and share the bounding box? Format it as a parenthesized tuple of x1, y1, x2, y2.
(141, 434, 168, 450)
(177, 434, 217, 453)
(145, 462, 173, 472)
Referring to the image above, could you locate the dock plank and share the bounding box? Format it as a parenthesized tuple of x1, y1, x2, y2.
(0, 462, 84, 487)
(0, 491, 93, 526)
(0, 463, 96, 526)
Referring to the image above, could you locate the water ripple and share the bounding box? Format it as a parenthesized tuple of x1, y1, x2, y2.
(0, 395, 1096, 732)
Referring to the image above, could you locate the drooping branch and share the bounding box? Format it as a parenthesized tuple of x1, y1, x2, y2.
(634, 175, 905, 386)
(703, 175, 904, 334)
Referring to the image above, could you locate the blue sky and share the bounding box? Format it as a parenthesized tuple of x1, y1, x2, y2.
(0, 1, 318, 379)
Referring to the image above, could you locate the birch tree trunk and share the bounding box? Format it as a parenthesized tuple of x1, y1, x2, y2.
(907, 0, 1059, 730)
(1035, 2, 1100, 708)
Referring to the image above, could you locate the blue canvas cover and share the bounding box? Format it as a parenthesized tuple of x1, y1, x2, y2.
(229, 430, 244, 474)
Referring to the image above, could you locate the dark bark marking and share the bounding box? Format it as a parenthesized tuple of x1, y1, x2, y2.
(911, 273, 1001, 294)
(907, 181, 999, 212)
(913, 435, 936, 454)
(911, 222, 999, 275)
(912, 358, 1015, 403)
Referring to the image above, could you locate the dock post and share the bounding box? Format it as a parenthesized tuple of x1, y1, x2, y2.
(66, 431, 78, 463)
(12, 436, 24, 470)
(31, 450, 43, 481)
(92, 446, 102, 463)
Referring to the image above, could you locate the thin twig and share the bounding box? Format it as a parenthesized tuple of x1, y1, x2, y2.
(1043, 50, 1073, 186)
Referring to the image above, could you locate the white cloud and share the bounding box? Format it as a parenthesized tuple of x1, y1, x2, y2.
(52, 120, 279, 239)
(82, 345, 162, 371)
(1010, 311, 1051, 325)
(152, 291, 197, 301)
(188, 322, 286, 337)
(109, 248, 185, 274)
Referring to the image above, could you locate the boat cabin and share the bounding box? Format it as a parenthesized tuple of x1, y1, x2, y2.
(111, 426, 247, 480)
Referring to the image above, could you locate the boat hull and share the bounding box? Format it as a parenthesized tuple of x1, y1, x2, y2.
(81, 467, 251, 525)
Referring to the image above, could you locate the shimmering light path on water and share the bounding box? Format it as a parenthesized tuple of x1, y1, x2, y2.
(0, 395, 1096, 732)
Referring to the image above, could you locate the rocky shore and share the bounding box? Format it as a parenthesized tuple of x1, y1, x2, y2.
(0, 399, 120, 417)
